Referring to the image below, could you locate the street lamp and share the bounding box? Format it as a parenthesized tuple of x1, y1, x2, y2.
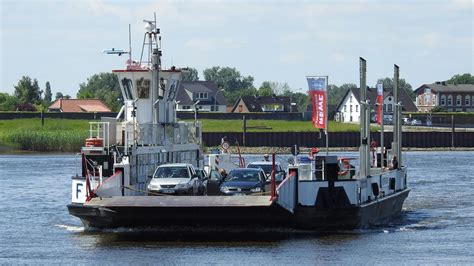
(214, 89, 224, 112)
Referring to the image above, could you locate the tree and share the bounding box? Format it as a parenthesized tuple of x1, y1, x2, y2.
(44, 81, 52, 104)
(182, 67, 199, 81)
(376, 78, 415, 101)
(13, 76, 43, 104)
(327, 83, 355, 106)
(447, 73, 474, 85)
(203, 66, 254, 92)
(77, 72, 122, 112)
(203, 66, 255, 105)
(257, 81, 273, 96)
(0, 92, 20, 111)
(55, 92, 64, 100)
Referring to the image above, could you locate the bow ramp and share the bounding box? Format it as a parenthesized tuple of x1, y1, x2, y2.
(71, 195, 291, 228)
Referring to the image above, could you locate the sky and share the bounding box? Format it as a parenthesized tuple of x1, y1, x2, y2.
(1, 0, 473, 98)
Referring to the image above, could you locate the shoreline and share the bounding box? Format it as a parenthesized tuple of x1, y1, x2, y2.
(1, 145, 473, 155)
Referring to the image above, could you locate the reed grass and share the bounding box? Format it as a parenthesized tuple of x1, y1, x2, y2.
(0, 119, 89, 152)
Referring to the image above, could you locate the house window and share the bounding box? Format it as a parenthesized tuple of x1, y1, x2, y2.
(387, 104, 392, 112)
(344, 105, 347, 112)
(182, 105, 191, 110)
(350, 96, 353, 103)
(194, 92, 208, 100)
(211, 105, 219, 112)
(447, 95, 452, 106)
(456, 95, 462, 106)
(465, 96, 470, 106)
(350, 116, 353, 122)
(472, 96, 474, 106)
(350, 105, 352, 112)
(355, 105, 358, 112)
(440, 95, 446, 106)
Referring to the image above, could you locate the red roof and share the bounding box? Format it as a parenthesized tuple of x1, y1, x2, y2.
(49, 99, 112, 113)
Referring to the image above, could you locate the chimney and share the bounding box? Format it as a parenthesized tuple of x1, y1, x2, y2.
(59, 99, 62, 111)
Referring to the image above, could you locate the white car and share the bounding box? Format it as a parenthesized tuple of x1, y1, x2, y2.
(411, 119, 422, 126)
(147, 163, 204, 195)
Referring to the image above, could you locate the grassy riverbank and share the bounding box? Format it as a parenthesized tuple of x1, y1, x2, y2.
(0, 118, 372, 152)
(194, 119, 375, 132)
(0, 118, 89, 152)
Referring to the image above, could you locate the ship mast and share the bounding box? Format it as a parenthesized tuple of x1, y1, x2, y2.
(392, 65, 402, 168)
(359, 57, 371, 177)
(140, 14, 162, 124)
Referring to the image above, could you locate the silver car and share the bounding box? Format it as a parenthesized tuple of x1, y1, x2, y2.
(147, 164, 204, 195)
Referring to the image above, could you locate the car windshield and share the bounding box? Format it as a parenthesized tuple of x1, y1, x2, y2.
(226, 170, 260, 182)
(248, 164, 273, 175)
(154, 167, 189, 178)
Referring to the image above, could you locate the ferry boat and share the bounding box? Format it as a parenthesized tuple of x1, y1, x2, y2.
(67, 17, 410, 230)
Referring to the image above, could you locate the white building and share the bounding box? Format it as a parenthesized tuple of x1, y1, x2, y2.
(335, 87, 417, 123)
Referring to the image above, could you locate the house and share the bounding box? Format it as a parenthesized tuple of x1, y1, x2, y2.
(335, 87, 417, 122)
(48, 99, 112, 112)
(230, 95, 291, 113)
(414, 82, 474, 112)
(176, 81, 227, 112)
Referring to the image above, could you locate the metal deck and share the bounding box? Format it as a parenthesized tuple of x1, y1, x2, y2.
(85, 195, 274, 208)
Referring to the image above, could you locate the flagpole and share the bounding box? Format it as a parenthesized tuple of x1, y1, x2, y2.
(325, 76, 329, 156)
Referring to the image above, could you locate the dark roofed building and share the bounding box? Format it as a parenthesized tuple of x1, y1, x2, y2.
(335, 87, 417, 122)
(231, 95, 291, 113)
(414, 82, 474, 112)
(176, 81, 227, 112)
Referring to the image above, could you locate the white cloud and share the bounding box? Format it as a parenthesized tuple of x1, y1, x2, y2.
(184, 37, 246, 51)
(279, 52, 305, 64)
(418, 33, 442, 49)
(332, 52, 346, 62)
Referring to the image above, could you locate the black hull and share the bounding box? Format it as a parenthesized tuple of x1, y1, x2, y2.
(68, 189, 410, 230)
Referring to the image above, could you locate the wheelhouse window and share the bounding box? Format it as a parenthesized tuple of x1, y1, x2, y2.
(136, 78, 150, 99)
(121, 78, 133, 100)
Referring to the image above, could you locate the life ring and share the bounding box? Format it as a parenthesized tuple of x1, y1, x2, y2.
(85, 138, 103, 147)
(309, 147, 319, 159)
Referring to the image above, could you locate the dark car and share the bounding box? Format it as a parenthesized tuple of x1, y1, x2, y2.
(203, 169, 224, 196)
(220, 168, 267, 196)
(247, 161, 286, 183)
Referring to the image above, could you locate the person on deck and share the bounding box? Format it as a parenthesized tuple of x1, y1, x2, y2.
(263, 154, 270, 162)
(338, 159, 351, 179)
(389, 155, 399, 170)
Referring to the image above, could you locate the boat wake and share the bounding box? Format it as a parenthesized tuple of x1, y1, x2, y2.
(55, 224, 85, 232)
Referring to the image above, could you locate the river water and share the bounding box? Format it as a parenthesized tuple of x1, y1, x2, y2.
(0, 151, 473, 264)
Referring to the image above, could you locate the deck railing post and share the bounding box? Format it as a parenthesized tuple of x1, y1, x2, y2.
(271, 152, 276, 200)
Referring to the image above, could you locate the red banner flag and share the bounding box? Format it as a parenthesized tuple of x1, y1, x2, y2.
(376, 83, 383, 125)
(307, 76, 328, 129)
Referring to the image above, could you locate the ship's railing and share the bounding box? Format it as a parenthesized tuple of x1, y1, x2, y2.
(88, 122, 110, 149)
(121, 121, 202, 149)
